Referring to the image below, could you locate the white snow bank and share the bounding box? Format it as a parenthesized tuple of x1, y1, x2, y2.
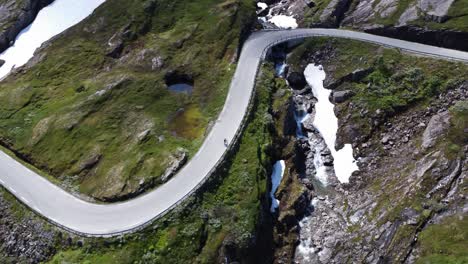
(257, 2, 268, 10)
(304, 64, 358, 183)
(0, 0, 106, 79)
(270, 160, 285, 212)
(269, 15, 298, 29)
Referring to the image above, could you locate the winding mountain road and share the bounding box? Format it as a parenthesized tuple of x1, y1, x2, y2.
(1, 29, 468, 237)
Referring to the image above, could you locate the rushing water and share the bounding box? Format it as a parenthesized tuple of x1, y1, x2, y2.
(304, 64, 358, 183)
(294, 110, 310, 138)
(0, 0, 105, 79)
(270, 160, 285, 212)
(296, 197, 319, 261)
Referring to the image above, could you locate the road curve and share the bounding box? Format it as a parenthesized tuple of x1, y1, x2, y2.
(1, 29, 467, 237)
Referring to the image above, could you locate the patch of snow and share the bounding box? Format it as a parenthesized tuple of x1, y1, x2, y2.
(0, 0, 106, 79)
(270, 160, 285, 213)
(304, 64, 359, 183)
(268, 15, 298, 29)
(257, 2, 268, 10)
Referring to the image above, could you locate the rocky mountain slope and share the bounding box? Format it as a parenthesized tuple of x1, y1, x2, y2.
(0, 0, 467, 263)
(0, 0, 53, 56)
(267, 38, 468, 263)
(258, 0, 468, 50)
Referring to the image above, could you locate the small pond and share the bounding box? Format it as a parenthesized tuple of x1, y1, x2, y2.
(168, 83, 193, 95)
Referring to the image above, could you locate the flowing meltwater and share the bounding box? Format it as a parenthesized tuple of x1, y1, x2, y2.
(304, 64, 358, 183)
(270, 160, 285, 212)
(0, 0, 105, 79)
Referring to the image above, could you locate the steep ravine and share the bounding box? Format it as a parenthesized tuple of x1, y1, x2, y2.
(267, 38, 468, 263)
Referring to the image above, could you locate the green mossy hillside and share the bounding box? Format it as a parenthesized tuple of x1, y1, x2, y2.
(0, 0, 256, 201)
(46, 64, 278, 264)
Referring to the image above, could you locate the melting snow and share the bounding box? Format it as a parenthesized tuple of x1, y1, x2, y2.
(257, 2, 268, 11)
(269, 15, 298, 29)
(270, 160, 285, 212)
(304, 64, 358, 183)
(0, 0, 105, 79)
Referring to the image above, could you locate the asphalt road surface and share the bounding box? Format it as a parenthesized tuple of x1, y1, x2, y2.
(1, 29, 467, 236)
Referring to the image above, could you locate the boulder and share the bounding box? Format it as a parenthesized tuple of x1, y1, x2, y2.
(331, 90, 354, 103)
(422, 111, 451, 149)
(161, 148, 188, 183)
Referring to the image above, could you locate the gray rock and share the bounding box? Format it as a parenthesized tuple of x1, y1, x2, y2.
(161, 148, 188, 183)
(137, 129, 151, 142)
(331, 90, 354, 103)
(0, 59, 4, 67)
(381, 135, 391, 145)
(151, 56, 164, 70)
(401, 208, 420, 225)
(419, 0, 454, 23)
(422, 111, 451, 149)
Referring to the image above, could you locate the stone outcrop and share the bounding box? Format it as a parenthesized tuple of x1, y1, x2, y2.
(0, 0, 54, 53)
(422, 111, 451, 150)
(319, 0, 353, 27)
(365, 25, 468, 52)
(261, 0, 468, 51)
(161, 148, 188, 183)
